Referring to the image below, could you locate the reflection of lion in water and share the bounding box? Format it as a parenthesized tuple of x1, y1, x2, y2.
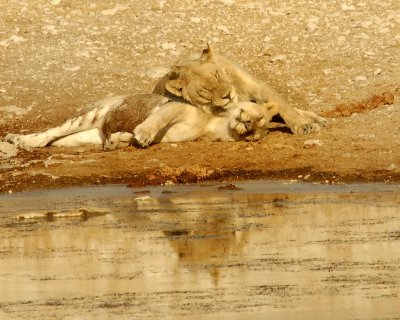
(5, 45, 325, 149)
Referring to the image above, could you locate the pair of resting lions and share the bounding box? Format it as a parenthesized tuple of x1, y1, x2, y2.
(5, 45, 326, 150)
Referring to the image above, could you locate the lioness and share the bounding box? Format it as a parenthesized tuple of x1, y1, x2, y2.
(161, 44, 326, 135)
(5, 94, 276, 149)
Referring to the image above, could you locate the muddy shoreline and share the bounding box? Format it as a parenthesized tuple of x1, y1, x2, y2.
(2, 165, 400, 194)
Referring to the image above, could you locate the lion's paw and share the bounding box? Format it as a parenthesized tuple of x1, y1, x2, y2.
(133, 124, 157, 148)
(234, 122, 247, 135)
(289, 109, 327, 135)
(293, 122, 323, 135)
(5, 133, 33, 149)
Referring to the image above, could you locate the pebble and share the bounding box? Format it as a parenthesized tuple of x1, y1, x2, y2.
(220, 0, 236, 5)
(341, 3, 355, 11)
(146, 66, 170, 79)
(161, 42, 176, 50)
(304, 139, 323, 146)
(190, 17, 201, 23)
(0, 35, 26, 47)
(357, 133, 375, 140)
(0, 142, 18, 159)
(374, 68, 382, 76)
(354, 75, 368, 82)
(62, 65, 81, 72)
(270, 54, 287, 63)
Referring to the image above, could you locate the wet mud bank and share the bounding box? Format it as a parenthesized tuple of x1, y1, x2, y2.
(1, 181, 400, 319)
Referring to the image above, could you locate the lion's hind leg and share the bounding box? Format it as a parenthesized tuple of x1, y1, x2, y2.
(5, 96, 125, 148)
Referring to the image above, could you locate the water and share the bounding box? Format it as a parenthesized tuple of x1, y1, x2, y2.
(0, 181, 399, 319)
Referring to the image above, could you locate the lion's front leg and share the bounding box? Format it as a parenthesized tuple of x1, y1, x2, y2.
(252, 84, 326, 134)
(133, 102, 187, 147)
(274, 101, 326, 135)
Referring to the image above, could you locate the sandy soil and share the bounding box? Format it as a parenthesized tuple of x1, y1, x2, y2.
(0, 0, 399, 193)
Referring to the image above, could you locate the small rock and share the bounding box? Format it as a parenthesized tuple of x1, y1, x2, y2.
(270, 54, 287, 63)
(0, 35, 26, 47)
(357, 133, 375, 140)
(0, 142, 18, 159)
(190, 17, 201, 23)
(62, 65, 81, 72)
(387, 163, 397, 171)
(354, 75, 368, 82)
(161, 42, 176, 50)
(0, 105, 30, 116)
(374, 68, 382, 76)
(323, 68, 333, 75)
(146, 66, 170, 79)
(304, 139, 323, 146)
(220, 0, 236, 5)
(341, 3, 355, 10)
(75, 50, 90, 58)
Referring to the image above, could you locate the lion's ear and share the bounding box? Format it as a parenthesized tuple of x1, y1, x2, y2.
(165, 79, 184, 97)
(201, 43, 215, 61)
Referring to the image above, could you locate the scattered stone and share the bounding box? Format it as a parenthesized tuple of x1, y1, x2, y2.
(0, 142, 17, 159)
(101, 5, 128, 16)
(357, 133, 375, 140)
(387, 163, 397, 171)
(0, 35, 26, 47)
(161, 42, 176, 50)
(354, 75, 368, 82)
(341, 3, 355, 11)
(75, 50, 91, 58)
(374, 68, 382, 76)
(146, 66, 170, 79)
(304, 139, 323, 147)
(270, 54, 287, 63)
(0, 105, 30, 117)
(62, 65, 81, 72)
(190, 17, 201, 23)
(220, 0, 236, 5)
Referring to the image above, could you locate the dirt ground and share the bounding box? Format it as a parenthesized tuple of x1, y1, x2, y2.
(0, 0, 399, 193)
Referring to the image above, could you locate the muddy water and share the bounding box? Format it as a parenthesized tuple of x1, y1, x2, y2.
(0, 182, 399, 320)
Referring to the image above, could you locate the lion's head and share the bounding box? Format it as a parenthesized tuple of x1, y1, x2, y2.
(162, 45, 236, 108)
